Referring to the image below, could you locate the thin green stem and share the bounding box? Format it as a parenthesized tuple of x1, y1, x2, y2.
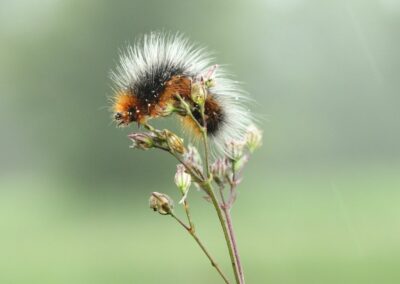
(220, 173, 245, 283)
(223, 206, 244, 283)
(183, 199, 194, 232)
(202, 181, 241, 284)
(218, 186, 245, 284)
(225, 159, 245, 283)
(170, 212, 230, 284)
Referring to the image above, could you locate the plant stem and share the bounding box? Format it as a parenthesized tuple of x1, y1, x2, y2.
(202, 181, 242, 284)
(170, 213, 230, 284)
(223, 205, 244, 283)
(196, 94, 242, 284)
(225, 160, 245, 283)
(183, 199, 194, 232)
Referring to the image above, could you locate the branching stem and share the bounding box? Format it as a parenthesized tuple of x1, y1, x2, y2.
(170, 212, 230, 284)
(146, 92, 245, 284)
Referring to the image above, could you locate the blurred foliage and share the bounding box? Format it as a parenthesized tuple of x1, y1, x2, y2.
(0, 0, 399, 283)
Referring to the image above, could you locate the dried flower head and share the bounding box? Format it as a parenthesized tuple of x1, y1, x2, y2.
(128, 132, 155, 150)
(149, 192, 174, 215)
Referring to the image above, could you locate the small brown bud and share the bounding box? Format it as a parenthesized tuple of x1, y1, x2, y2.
(164, 130, 185, 154)
(149, 192, 174, 215)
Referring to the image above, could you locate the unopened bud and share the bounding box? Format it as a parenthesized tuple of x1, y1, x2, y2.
(245, 125, 262, 153)
(211, 158, 227, 183)
(174, 165, 191, 192)
(128, 132, 155, 150)
(190, 82, 206, 105)
(233, 154, 249, 172)
(149, 192, 174, 215)
(174, 164, 191, 203)
(225, 139, 245, 161)
(157, 103, 176, 117)
(165, 130, 185, 154)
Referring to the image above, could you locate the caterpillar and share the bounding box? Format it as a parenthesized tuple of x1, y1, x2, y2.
(110, 32, 253, 151)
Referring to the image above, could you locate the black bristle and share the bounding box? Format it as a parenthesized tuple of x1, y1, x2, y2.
(191, 101, 224, 136)
(131, 63, 188, 104)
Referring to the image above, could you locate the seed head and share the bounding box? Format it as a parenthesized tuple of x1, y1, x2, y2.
(149, 192, 174, 215)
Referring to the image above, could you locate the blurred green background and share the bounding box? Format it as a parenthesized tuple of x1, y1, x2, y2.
(1, 0, 399, 283)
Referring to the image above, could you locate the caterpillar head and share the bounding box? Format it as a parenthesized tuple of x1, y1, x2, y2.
(113, 92, 142, 126)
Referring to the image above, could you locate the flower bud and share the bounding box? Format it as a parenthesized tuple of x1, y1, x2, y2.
(245, 125, 262, 153)
(174, 164, 191, 203)
(156, 103, 176, 117)
(149, 192, 174, 215)
(174, 165, 191, 192)
(190, 81, 206, 105)
(211, 158, 227, 183)
(225, 139, 245, 161)
(164, 130, 185, 154)
(128, 132, 155, 150)
(183, 145, 203, 172)
(233, 154, 249, 172)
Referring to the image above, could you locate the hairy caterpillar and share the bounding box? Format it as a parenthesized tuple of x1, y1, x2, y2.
(110, 32, 253, 151)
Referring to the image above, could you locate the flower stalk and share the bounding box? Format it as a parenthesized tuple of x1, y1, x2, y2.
(169, 212, 230, 284)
